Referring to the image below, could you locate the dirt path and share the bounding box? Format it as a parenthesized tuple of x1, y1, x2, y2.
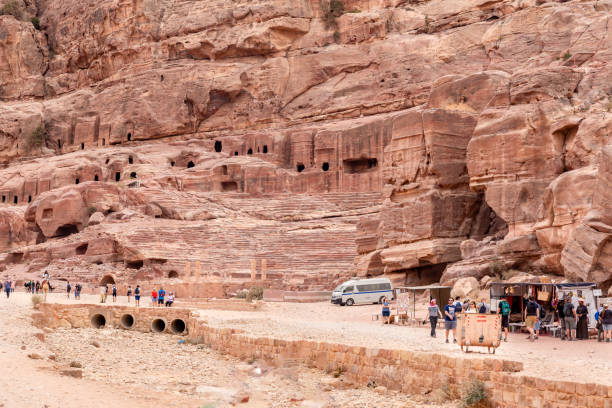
(0, 293, 449, 408)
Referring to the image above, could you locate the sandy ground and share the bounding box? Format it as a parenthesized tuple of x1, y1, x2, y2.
(191, 299, 612, 386)
(0, 292, 451, 408)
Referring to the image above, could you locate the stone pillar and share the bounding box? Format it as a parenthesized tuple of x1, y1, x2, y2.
(195, 261, 201, 282)
(250, 259, 257, 281)
(185, 261, 191, 281)
(261, 259, 267, 281)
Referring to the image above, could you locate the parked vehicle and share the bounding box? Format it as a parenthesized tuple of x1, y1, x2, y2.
(331, 277, 393, 306)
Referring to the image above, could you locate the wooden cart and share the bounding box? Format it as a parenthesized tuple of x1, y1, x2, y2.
(456, 313, 501, 354)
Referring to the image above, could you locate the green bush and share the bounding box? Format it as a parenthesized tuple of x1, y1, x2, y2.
(321, 0, 344, 29)
(245, 286, 263, 302)
(31, 16, 40, 30)
(0, 0, 23, 19)
(235, 289, 248, 299)
(461, 379, 488, 408)
(563, 51, 572, 61)
(27, 123, 47, 151)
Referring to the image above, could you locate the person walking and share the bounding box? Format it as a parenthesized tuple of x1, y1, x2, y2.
(498, 296, 511, 342)
(524, 296, 540, 341)
(151, 288, 158, 306)
(127, 286, 132, 303)
(534, 301, 545, 340)
(112, 285, 117, 303)
(576, 298, 589, 340)
(165, 292, 174, 307)
(454, 296, 463, 315)
(595, 305, 604, 342)
(557, 297, 567, 340)
(444, 298, 457, 344)
(601, 304, 612, 342)
(3, 280, 9, 298)
(99, 285, 106, 303)
(66, 281, 71, 299)
(134, 285, 141, 306)
(563, 295, 577, 341)
(35, 281, 40, 294)
(426, 299, 443, 337)
(381, 296, 391, 324)
(158, 287, 166, 306)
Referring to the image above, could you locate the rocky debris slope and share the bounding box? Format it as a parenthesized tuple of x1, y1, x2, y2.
(0, 0, 610, 292)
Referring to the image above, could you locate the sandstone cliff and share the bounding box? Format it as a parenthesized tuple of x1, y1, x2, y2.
(0, 0, 610, 295)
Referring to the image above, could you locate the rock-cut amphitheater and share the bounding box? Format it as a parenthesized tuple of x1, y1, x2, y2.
(0, 0, 610, 297)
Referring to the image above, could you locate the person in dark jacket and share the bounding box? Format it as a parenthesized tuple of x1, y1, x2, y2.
(576, 298, 589, 340)
(601, 304, 612, 342)
(557, 298, 566, 340)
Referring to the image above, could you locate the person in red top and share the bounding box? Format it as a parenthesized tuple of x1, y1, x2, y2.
(151, 289, 158, 307)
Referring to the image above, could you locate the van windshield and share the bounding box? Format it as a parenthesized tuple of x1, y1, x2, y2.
(333, 285, 343, 292)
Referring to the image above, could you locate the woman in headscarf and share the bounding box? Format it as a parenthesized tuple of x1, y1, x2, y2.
(576, 298, 589, 340)
(425, 299, 443, 337)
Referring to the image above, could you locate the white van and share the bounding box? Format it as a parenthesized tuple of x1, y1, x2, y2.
(331, 277, 393, 306)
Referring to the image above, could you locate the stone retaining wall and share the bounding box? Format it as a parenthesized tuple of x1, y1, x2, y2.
(35, 303, 191, 334)
(36, 303, 612, 407)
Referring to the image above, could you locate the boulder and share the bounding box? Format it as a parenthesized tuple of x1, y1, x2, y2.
(451, 277, 480, 299)
(88, 212, 105, 226)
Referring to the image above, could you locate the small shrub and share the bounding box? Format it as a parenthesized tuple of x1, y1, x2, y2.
(333, 365, 344, 378)
(31, 17, 40, 30)
(27, 123, 47, 151)
(460, 379, 488, 408)
(321, 0, 344, 29)
(31, 295, 42, 307)
(0, 0, 23, 19)
(424, 15, 431, 33)
(563, 51, 572, 61)
(87, 206, 97, 216)
(333, 30, 340, 43)
(235, 289, 248, 299)
(245, 286, 263, 302)
(606, 95, 612, 112)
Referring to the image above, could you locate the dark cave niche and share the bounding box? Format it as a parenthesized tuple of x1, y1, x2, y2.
(221, 181, 238, 192)
(75, 243, 88, 255)
(126, 260, 144, 269)
(343, 158, 378, 174)
(54, 224, 79, 238)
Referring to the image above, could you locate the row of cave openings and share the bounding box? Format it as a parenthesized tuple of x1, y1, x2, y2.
(58, 133, 133, 151)
(1, 194, 31, 205)
(295, 158, 378, 174)
(75, 156, 138, 185)
(89, 313, 186, 334)
(0, 157, 379, 205)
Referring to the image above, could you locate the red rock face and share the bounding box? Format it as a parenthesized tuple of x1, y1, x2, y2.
(0, 0, 610, 293)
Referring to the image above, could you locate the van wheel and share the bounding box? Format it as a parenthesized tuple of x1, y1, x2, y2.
(346, 298, 354, 306)
(379, 296, 385, 304)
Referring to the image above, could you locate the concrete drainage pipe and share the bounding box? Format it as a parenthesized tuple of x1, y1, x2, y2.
(170, 319, 186, 334)
(90, 314, 106, 329)
(120, 314, 135, 329)
(151, 318, 166, 333)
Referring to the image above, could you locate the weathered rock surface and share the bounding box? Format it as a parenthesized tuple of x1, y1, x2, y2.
(0, 0, 610, 293)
